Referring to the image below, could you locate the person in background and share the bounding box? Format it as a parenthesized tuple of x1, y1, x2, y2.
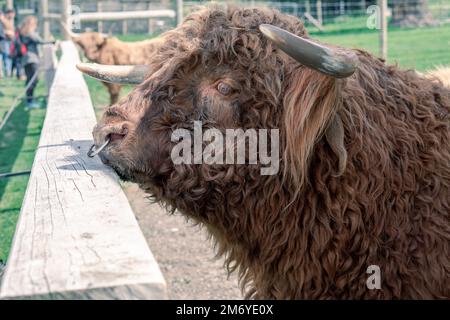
(19, 15, 54, 109)
(0, 9, 15, 78)
(11, 29, 25, 80)
(0, 13, 4, 78)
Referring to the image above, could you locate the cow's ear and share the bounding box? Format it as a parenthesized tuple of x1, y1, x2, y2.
(97, 35, 108, 47)
(71, 36, 81, 45)
(282, 68, 346, 189)
(324, 113, 347, 177)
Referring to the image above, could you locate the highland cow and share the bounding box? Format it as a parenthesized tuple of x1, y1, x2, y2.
(65, 25, 161, 104)
(77, 7, 450, 299)
(426, 66, 450, 88)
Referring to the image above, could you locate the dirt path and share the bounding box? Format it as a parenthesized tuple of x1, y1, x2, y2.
(123, 183, 243, 300)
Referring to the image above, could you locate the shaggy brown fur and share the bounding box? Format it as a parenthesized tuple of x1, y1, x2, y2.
(73, 32, 162, 104)
(92, 6, 450, 299)
(426, 66, 450, 88)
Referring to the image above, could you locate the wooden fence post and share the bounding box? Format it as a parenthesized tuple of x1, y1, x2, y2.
(97, 0, 103, 33)
(177, 0, 183, 26)
(317, 0, 323, 25)
(40, 0, 51, 40)
(61, 0, 71, 40)
(379, 0, 388, 59)
(148, 2, 153, 34)
(122, 2, 128, 35)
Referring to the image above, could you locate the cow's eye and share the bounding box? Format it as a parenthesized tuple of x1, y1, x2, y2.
(217, 82, 232, 96)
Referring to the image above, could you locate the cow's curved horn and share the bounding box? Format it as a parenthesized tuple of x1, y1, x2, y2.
(76, 63, 150, 84)
(60, 21, 80, 38)
(259, 24, 357, 78)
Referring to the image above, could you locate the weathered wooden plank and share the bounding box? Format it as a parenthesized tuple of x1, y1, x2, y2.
(0, 41, 167, 300)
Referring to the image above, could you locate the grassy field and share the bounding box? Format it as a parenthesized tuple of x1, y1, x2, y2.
(1, 20, 450, 262)
(0, 78, 47, 262)
(84, 76, 135, 118)
(310, 19, 450, 71)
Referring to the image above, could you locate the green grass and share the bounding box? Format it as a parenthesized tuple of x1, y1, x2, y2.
(0, 78, 47, 262)
(310, 20, 450, 71)
(84, 76, 135, 118)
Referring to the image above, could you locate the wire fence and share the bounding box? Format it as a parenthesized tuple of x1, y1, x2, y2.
(9, 0, 450, 36)
(68, 0, 176, 35)
(0, 1, 447, 74)
(185, 1, 450, 29)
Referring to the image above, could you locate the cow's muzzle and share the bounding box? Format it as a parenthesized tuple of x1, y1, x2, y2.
(88, 125, 128, 159)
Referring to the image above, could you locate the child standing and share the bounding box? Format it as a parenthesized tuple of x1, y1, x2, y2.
(0, 9, 15, 78)
(19, 16, 54, 109)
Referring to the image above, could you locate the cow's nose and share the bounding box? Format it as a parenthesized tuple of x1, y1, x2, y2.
(90, 125, 128, 158)
(108, 131, 127, 143)
(94, 125, 128, 146)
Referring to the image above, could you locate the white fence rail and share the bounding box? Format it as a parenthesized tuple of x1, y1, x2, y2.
(0, 41, 167, 300)
(75, 9, 176, 21)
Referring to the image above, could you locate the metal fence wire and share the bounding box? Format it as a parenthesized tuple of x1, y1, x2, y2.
(10, 0, 450, 35)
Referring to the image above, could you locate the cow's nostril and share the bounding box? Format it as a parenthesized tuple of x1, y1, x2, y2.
(109, 132, 126, 142)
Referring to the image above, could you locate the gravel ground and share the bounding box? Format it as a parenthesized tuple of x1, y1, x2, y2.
(123, 183, 243, 300)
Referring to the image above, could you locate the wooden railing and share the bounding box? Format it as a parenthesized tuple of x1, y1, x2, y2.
(0, 41, 167, 300)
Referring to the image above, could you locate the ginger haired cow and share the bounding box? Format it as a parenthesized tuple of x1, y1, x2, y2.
(78, 7, 450, 299)
(66, 26, 161, 104)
